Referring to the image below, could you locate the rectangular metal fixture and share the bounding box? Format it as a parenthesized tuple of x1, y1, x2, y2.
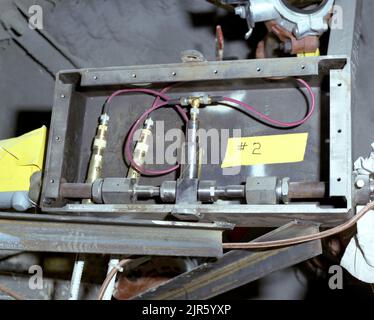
(40, 0, 359, 228)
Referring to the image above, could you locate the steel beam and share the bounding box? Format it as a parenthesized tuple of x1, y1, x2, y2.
(0, 213, 232, 257)
(78, 55, 345, 86)
(47, 203, 350, 228)
(134, 221, 322, 300)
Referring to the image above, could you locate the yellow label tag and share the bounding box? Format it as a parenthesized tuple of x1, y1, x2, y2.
(0, 126, 47, 192)
(297, 48, 320, 57)
(221, 133, 308, 168)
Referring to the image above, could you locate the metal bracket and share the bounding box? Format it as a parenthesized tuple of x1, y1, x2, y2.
(134, 220, 322, 300)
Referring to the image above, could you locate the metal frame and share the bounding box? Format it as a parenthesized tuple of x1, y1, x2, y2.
(39, 0, 359, 228)
(0, 0, 363, 301)
(134, 221, 322, 300)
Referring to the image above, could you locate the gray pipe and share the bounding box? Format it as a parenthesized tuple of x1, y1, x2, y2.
(0, 191, 32, 211)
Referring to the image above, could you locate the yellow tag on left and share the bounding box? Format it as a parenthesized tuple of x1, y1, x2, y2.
(0, 126, 47, 192)
(221, 133, 308, 168)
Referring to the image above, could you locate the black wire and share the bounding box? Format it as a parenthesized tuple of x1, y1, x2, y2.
(102, 97, 110, 114)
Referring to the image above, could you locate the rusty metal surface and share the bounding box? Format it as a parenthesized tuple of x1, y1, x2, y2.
(60, 183, 92, 199)
(134, 221, 322, 300)
(289, 182, 326, 199)
(78, 55, 346, 86)
(46, 203, 350, 227)
(0, 213, 231, 257)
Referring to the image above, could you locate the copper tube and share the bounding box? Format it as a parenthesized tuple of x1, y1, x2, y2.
(223, 201, 374, 250)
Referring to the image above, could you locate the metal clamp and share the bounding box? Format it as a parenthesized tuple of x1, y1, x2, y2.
(234, 0, 334, 39)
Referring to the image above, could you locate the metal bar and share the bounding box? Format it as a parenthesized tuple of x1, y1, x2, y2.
(327, 0, 360, 204)
(134, 221, 322, 300)
(78, 56, 346, 87)
(45, 203, 350, 227)
(42, 83, 76, 201)
(68, 255, 85, 300)
(0, 214, 230, 257)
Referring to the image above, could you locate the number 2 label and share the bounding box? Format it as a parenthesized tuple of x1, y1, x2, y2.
(252, 142, 262, 155)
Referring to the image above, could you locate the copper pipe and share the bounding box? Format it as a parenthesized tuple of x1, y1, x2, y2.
(0, 283, 26, 300)
(223, 201, 374, 250)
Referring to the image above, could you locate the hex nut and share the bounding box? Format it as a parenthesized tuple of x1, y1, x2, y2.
(245, 177, 279, 205)
(281, 177, 290, 204)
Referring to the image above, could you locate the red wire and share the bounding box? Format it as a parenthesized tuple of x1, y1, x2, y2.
(223, 79, 316, 128)
(107, 78, 315, 177)
(222, 78, 315, 127)
(111, 88, 188, 176)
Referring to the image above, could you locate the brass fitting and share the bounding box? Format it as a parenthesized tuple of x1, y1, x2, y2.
(127, 118, 154, 180)
(187, 95, 213, 108)
(190, 97, 201, 109)
(83, 113, 109, 204)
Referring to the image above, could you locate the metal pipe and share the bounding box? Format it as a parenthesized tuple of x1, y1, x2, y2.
(135, 186, 160, 198)
(60, 181, 327, 202)
(68, 255, 85, 300)
(101, 257, 120, 301)
(60, 183, 91, 199)
(182, 119, 200, 180)
(215, 185, 245, 199)
(288, 182, 326, 199)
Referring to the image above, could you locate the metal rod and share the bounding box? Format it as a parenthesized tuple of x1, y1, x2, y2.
(60, 181, 327, 201)
(289, 182, 326, 199)
(183, 119, 200, 180)
(215, 185, 245, 199)
(102, 257, 120, 301)
(60, 183, 91, 199)
(68, 255, 85, 300)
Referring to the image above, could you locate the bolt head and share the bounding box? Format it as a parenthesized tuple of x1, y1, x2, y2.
(356, 179, 366, 189)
